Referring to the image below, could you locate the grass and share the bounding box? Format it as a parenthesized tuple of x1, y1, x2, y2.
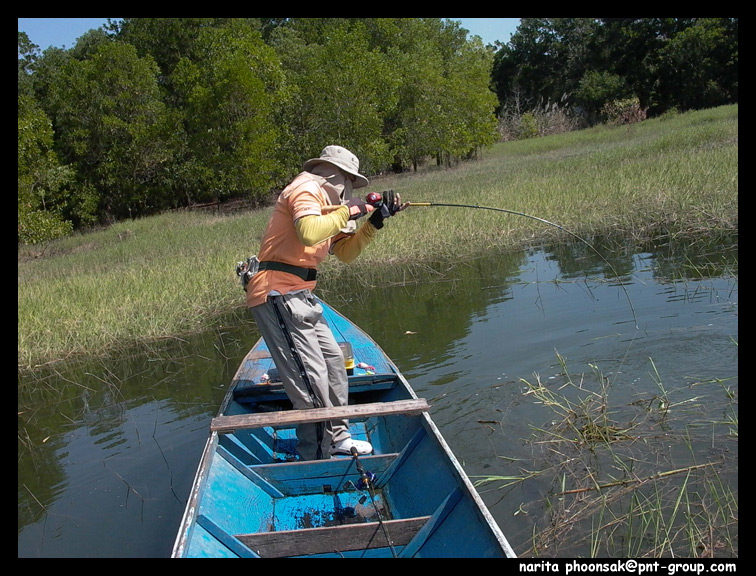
(473, 350, 738, 558)
(18, 105, 738, 370)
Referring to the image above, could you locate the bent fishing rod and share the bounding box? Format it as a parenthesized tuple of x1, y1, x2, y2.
(405, 201, 638, 328)
(329, 194, 638, 328)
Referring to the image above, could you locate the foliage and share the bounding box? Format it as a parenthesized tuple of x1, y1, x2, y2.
(497, 99, 580, 141)
(17, 31, 37, 98)
(269, 19, 396, 173)
(518, 112, 538, 139)
(602, 97, 648, 125)
(17, 207, 73, 245)
(649, 18, 739, 112)
(171, 20, 287, 203)
(49, 41, 177, 222)
(17, 94, 74, 244)
(18, 18, 501, 238)
(575, 70, 628, 122)
(492, 18, 738, 119)
(17, 18, 738, 243)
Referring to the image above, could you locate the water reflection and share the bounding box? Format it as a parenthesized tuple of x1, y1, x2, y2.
(18, 323, 253, 556)
(18, 232, 737, 557)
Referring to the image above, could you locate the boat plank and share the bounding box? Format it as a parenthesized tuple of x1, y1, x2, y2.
(211, 399, 429, 432)
(236, 516, 432, 558)
(197, 514, 261, 558)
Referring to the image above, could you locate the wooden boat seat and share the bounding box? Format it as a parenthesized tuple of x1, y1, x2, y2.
(211, 399, 429, 433)
(200, 481, 465, 558)
(235, 516, 432, 557)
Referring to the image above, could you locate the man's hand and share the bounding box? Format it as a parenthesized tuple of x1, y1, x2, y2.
(369, 190, 403, 229)
(346, 198, 374, 220)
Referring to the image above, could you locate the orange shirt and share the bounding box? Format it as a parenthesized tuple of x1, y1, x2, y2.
(246, 172, 335, 308)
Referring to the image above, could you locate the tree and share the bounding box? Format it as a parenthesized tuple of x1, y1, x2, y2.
(272, 18, 498, 173)
(18, 94, 74, 244)
(493, 19, 598, 110)
(18, 32, 38, 98)
(17, 18, 522, 233)
(115, 19, 223, 77)
(387, 21, 447, 170)
(171, 20, 287, 203)
(574, 70, 629, 122)
(50, 42, 177, 221)
(649, 18, 738, 113)
(437, 34, 499, 163)
(494, 18, 738, 121)
(270, 19, 397, 174)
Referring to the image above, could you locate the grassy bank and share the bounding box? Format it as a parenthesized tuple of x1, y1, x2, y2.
(18, 105, 738, 370)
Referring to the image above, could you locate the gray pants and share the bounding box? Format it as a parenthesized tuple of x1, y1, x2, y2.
(250, 290, 350, 460)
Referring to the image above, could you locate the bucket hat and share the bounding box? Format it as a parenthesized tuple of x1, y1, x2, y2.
(303, 145, 369, 189)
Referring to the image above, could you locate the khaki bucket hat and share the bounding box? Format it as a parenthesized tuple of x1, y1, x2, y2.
(303, 145, 369, 189)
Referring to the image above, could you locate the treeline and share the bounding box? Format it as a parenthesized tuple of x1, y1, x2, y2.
(492, 18, 738, 124)
(18, 18, 738, 245)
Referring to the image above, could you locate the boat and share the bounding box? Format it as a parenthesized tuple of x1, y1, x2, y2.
(171, 298, 517, 558)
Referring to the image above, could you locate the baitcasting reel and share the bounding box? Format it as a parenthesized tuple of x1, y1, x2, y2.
(235, 255, 259, 291)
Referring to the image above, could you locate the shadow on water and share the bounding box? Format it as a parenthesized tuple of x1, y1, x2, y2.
(18, 232, 737, 558)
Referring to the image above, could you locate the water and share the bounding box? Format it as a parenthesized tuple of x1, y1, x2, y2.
(17, 233, 738, 558)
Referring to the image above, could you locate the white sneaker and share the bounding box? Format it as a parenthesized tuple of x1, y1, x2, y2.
(331, 438, 373, 456)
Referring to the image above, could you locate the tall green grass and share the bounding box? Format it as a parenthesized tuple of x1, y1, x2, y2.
(18, 105, 738, 370)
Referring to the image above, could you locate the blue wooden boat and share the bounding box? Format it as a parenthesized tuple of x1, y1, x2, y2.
(172, 299, 516, 558)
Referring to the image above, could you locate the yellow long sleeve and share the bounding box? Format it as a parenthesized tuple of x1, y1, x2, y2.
(294, 207, 350, 246)
(331, 221, 378, 263)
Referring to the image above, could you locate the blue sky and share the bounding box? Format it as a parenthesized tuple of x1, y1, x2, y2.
(19, 18, 520, 51)
(451, 18, 520, 45)
(19, 18, 119, 50)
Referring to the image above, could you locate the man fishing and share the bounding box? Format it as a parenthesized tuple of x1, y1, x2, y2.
(244, 145, 404, 460)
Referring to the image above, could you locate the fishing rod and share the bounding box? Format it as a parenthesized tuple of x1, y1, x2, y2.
(350, 447, 398, 558)
(324, 194, 638, 327)
(404, 201, 638, 328)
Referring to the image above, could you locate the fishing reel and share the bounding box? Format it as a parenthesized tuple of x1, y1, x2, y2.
(369, 190, 405, 218)
(365, 192, 383, 207)
(350, 446, 377, 490)
(357, 469, 377, 491)
(235, 255, 259, 291)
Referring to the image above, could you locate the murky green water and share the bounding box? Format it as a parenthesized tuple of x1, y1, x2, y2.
(18, 233, 737, 558)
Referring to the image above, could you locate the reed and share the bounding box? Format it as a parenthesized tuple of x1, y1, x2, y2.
(474, 350, 738, 558)
(18, 105, 738, 369)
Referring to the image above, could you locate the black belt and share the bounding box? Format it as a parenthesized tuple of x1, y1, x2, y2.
(258, 261, 317, 281)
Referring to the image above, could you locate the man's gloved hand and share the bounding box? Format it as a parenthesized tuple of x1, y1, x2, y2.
(346, 198, 371, 220)
(369, 190, 402, 229)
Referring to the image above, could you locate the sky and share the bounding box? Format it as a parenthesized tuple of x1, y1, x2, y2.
(19, 18, 118, 50)
(451, 18, 520, 45)
(19, 18, 520, 51)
